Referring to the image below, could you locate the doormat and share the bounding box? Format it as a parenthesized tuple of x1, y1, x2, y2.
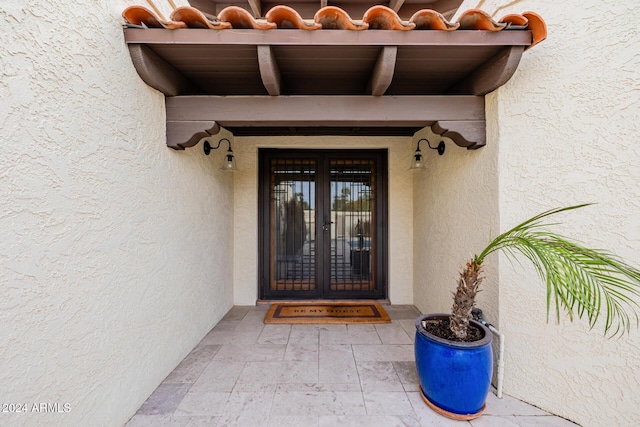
(264, 301, 391, 324)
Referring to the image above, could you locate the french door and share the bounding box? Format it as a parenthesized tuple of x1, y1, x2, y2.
(259, 149, 387, 300)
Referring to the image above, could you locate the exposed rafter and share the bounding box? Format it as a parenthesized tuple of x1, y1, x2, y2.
(448, 46, 524, 95)
(257, 45, 281, 96)
(128, 44, 199, 96)
(388, 0, 405, 12)
(368, 46, 397, 96)
(248, 0, 261, 18)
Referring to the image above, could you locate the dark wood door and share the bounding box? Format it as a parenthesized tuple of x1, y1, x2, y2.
(259, 149, 387, 300)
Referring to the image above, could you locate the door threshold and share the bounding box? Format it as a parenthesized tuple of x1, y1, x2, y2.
(256, 298, 391, 305)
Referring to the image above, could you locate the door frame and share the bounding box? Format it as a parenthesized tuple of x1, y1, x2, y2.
(258, 148, 388, 300)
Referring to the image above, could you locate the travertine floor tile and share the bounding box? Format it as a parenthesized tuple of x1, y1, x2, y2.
(216, 391, 275, 427)
(212, 343, 285, 362)
(189, 361, 245, 393)
(353, 344, 414, 362)
(319, 344, 359, 384)
(257, 324, 292, 345)
(319, 414, 422, 427)
(268, 415, 320, 427)
(357, 361, 405, 392)
(163, 344, 221, 384)
(374, 322, 413, 344)
(173, 391, 229, 417)
(237, 361, 318, 384)
(320, 328, 382, 345)
(363, 391, 415, 415)
(126, 306, 576, 427)
(136, 384, 191, 416)
(393, 361, 420, 392)
(271, 390, 366, 416)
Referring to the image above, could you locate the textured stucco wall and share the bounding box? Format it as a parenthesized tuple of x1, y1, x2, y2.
(0, 1, 234, 426)
(232, 136, 415, 305)
(411, 127, 500, 328)
(416, 1, 640, 425)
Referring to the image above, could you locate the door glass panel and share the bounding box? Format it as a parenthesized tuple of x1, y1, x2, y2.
(329, 159, 375, 292)
(270, 158, 316, 291)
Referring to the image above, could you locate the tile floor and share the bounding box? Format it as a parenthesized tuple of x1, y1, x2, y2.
(125, 305, 578, 427)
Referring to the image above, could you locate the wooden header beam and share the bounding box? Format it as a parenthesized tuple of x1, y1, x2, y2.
(166, 95, 486, 148)
(124, 28, 531, 46)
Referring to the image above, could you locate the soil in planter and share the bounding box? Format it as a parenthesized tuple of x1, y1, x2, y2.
(423, 319, 483, 342)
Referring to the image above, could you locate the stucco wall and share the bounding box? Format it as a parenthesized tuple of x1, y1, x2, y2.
(411, 126, 500, 334)
(0, 1, 234, 426)
(232, 136, 415, 305)
(417, 1, 640, 425)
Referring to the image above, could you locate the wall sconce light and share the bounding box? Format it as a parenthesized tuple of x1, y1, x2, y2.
(203, 138, 238, 172)
(410, 138, 445, 171)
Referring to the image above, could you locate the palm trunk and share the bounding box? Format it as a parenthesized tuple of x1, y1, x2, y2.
(450, 260, 483, 340)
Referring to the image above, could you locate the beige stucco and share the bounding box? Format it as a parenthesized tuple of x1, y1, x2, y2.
(1, 1, 234, 425)
(2, 0, 639, 426)
(492, 1, 640, 425)
(415, 1, 640, 426)
(232, 136, 415, 305)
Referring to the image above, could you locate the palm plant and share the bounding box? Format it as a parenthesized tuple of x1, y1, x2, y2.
(450, 204, 640, 340)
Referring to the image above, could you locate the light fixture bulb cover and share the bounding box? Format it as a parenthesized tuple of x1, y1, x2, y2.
(410, 152, 426, 170)
(220, 154, 238, 171)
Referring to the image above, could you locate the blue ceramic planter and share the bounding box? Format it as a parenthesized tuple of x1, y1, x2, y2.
(414, 313, 493, 419)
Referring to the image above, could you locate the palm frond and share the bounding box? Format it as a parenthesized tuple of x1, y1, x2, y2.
(474, 204, 640, 336)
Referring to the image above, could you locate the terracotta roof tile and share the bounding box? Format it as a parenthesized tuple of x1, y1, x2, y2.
(122, 4, 547, 49)
(122, 5, 187, 29)
(314, 6, 368, 31)
(410, 10, 458, 31)
(362, 6, 415, 30)
(457, 9, 506, 31)
(499, 13, 528, 27)
(170, 6, 231, 29)
(218, 6, 276, 30)
(265, 5, 322, 30)
(522, 11, 547, 49)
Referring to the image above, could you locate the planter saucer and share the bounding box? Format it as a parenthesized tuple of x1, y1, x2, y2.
(419, 387, 486, 421)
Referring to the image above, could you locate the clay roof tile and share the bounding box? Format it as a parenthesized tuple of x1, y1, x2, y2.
(314, 6, 368, 31)
(218, 6, 277, 30)
(266, 5, 322, 30)
(122, 5, 187, 29)
(457, 9, 506, 31)
(362, 6, 415, 31)
(410, 9, 459, 30)
(170, 6, 231, 29)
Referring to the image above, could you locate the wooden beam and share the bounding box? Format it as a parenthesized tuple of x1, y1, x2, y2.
(431, 120, 485, 149)
(448, 46, 524, 95)
(163, 99, 487, 148)
(124, 28, 532, 47)
(257, 46, 281, 96)
(248, 0, 261, 18)
(369, 46, 397, 96)
(166, 121, 220, 150)
(166, 96, 484, 127)
(388, 0, 405, 12)
(128, 44, 198, 96)
(320, 0, 328, 8)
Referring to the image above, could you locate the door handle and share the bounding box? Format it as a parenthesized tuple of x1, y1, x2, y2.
(322, 221, 334, 232)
